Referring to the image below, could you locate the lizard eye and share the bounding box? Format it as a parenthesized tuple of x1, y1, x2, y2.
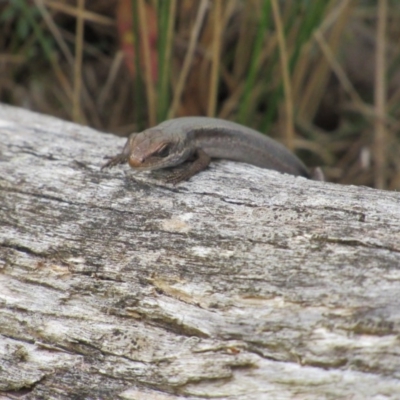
(156, 144, 171, 158)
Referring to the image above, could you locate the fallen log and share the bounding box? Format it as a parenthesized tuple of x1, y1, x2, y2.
(0, 105, 399, 399)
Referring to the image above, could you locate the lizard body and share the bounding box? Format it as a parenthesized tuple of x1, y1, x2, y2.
(102, 117, 323, 184)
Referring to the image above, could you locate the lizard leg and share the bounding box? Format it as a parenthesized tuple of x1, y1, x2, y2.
(165, 148, 211, 185)
(101, 139, 133, 170)
(101, 153, 129, 170)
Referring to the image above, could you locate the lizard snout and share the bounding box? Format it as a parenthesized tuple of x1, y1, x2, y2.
(128, 155, 144, 168)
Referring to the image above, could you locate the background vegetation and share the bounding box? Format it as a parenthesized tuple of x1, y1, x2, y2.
(1, 0, 399, 189)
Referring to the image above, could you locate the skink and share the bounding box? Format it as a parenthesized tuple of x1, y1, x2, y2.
(102, 117, 323, 184)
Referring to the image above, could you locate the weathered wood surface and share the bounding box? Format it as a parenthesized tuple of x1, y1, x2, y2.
(0, 104, 400, 400)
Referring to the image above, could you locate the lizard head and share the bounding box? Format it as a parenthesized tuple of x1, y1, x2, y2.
(125, 128, 192, 171)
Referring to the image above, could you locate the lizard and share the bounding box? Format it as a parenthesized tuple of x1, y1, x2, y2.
(101, 116, 324, 184)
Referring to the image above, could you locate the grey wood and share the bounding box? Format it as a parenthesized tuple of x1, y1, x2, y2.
(0, 104, 399, 399)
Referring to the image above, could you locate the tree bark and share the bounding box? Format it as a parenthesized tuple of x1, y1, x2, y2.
(1, 104, 400, 399)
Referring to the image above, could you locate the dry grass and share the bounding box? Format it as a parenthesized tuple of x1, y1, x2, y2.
(1, 0, 400, 189)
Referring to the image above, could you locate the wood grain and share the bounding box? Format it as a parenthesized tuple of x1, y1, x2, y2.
(0, 105, 399, 399)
